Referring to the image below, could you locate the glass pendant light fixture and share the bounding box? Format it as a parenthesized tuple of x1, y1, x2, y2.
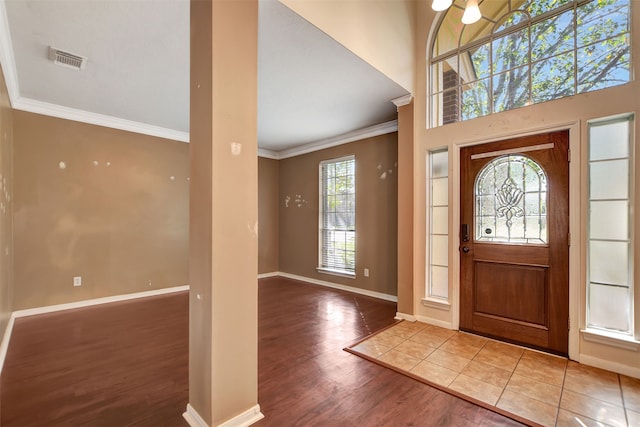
(432, 0, 482, 25)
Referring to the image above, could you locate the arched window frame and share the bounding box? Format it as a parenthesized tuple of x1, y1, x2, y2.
(429, 0, 632, 127)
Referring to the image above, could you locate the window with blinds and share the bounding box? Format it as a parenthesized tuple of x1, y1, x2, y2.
(318, 156, 356, 276)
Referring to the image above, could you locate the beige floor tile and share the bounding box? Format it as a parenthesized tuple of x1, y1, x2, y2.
(506, 373, 562, 406)
(387, 321, 426, 339)
(482, 339, 525, 359)
(351, 340, 391, 358)
(455, 332, 489, 348)
(621, 375, 640, 412)
(394, 339, 436, 360)
(560, 389, 627, 427)
(563, 361, 622, 406)
(521, 349, 568, 370)
(425, 348, 471, 373)
(627, 409, 640, 426)
(378, 349, 421, 371)
(439, 334, 486, 359)
(449, 373, 503, 406)
(410, 360, 458, 387)
(474, 345, 520, 372)
(368, 332, 406, 349)
(556, 409, 614, 427)
(460, 360, 512, 389)
(497, 389, 558, 427)
(514, 352, 566, 387)
(409, 329, 451, 348)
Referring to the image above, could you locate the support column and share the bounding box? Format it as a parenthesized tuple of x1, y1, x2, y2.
(186, 1, 262, 426)
(393, 95, 414, 318)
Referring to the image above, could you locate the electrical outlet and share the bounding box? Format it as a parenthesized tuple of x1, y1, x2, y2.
(364, 268, 369, 277)
(73, 276, 82, 287)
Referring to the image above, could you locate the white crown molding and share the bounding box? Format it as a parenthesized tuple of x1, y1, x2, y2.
(0, 0, 19, 104)
(13, 97, 190, 142)
(12, 285, 190, 318)
(391, 94, 413, 109)
(259, 120, 398, 160)
(257, 148, 279, 159)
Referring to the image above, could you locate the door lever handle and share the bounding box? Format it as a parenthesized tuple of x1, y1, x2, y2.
(462, 246, 470, 253)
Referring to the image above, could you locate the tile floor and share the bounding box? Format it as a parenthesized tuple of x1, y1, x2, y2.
(349, 321, 640, 427)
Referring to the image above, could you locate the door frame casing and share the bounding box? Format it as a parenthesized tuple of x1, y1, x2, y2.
(448, 121, 581, 361)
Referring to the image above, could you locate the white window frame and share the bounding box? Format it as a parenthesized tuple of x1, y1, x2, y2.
(317, 155, 356, 278)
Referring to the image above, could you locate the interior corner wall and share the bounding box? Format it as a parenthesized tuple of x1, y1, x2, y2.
(258, 157, 279, 274)
(0, 62, 14, 337)
(279, 133, 398, 297)
(12, 111, 189, 310)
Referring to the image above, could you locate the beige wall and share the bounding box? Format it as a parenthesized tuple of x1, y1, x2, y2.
(12, 111, 189, 310)
(279, 133, 398, 297)
(0, 63, 13, 338)
(412, 0, 640, 377)
(258, 157, 279, 274)
(280, 0, 416, 93)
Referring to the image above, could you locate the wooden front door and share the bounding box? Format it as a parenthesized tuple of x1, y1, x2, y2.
(460, 131, 569, 356)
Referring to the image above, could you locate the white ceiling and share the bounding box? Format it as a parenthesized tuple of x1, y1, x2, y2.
(1, 0, 409, 154)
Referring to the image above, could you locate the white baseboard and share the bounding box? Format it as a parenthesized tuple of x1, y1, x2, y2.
(394, 312, 417, 321)
(257, 272, 279, 279)
(12, 285, 190, 318)
(414, 314, 454, 330)
(0, 314, 15, 376)
(183, 404, 208, 427)
(579, 354, 640, 379)
(183, 404, 264, 427)
(276, 272, 398, 302)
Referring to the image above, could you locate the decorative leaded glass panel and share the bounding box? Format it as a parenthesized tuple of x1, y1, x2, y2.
(475, 155, 547, 244)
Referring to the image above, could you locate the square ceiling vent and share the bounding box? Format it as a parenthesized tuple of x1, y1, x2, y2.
(49, 46, 87, 70)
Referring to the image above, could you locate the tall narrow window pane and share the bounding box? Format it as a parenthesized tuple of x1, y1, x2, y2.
(319, 156, 356, 275)
(587, 116, 633, 334)
(428, 149, 449, 300)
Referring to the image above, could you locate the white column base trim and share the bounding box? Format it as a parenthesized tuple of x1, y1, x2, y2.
(414, 314, 454, 330)
(276, 272, 398, 302)
(12, 285, 190, 318)
(0, 314, 16, 376)
(183, 404, 208, 427)
(183, 404, 265, 427)
(579, 354, 640, 379)
(218, 405, 264, 427)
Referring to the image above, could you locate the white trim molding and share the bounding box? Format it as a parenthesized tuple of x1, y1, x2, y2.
(268, 272, 398, 302)
(183, 404, 264, 427)
(258, 120, 398, 160)
(391, 94, 413, 110)
(0, 314, 15, 376)
(183, 404, 208, 427)
(12, 285, 190, 318)
(579, 354, 640, 380)
(0, 0, 19, 104)
(394, 312, 417, 322)
(421, 297, 452, 311)
(13, 97, 190, 143)
(257, 272, 279, 279)
(581, 329, 640, 352)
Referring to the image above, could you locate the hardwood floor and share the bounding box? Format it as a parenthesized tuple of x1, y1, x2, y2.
(1, 277, 523, 426)
(1, 293, 189, 427)
(256, 277, 523, 426)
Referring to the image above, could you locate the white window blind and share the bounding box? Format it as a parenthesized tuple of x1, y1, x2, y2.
(319, 156, 356, 276)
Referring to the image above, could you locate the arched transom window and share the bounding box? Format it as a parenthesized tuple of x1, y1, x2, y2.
(430, 0, 631, 126)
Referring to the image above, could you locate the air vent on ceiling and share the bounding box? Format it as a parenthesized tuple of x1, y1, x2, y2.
(48, 46, 87, 70)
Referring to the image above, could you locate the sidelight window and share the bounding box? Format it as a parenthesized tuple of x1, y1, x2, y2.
(587, 115, 634, 335)
(318, 156, 356, 276)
